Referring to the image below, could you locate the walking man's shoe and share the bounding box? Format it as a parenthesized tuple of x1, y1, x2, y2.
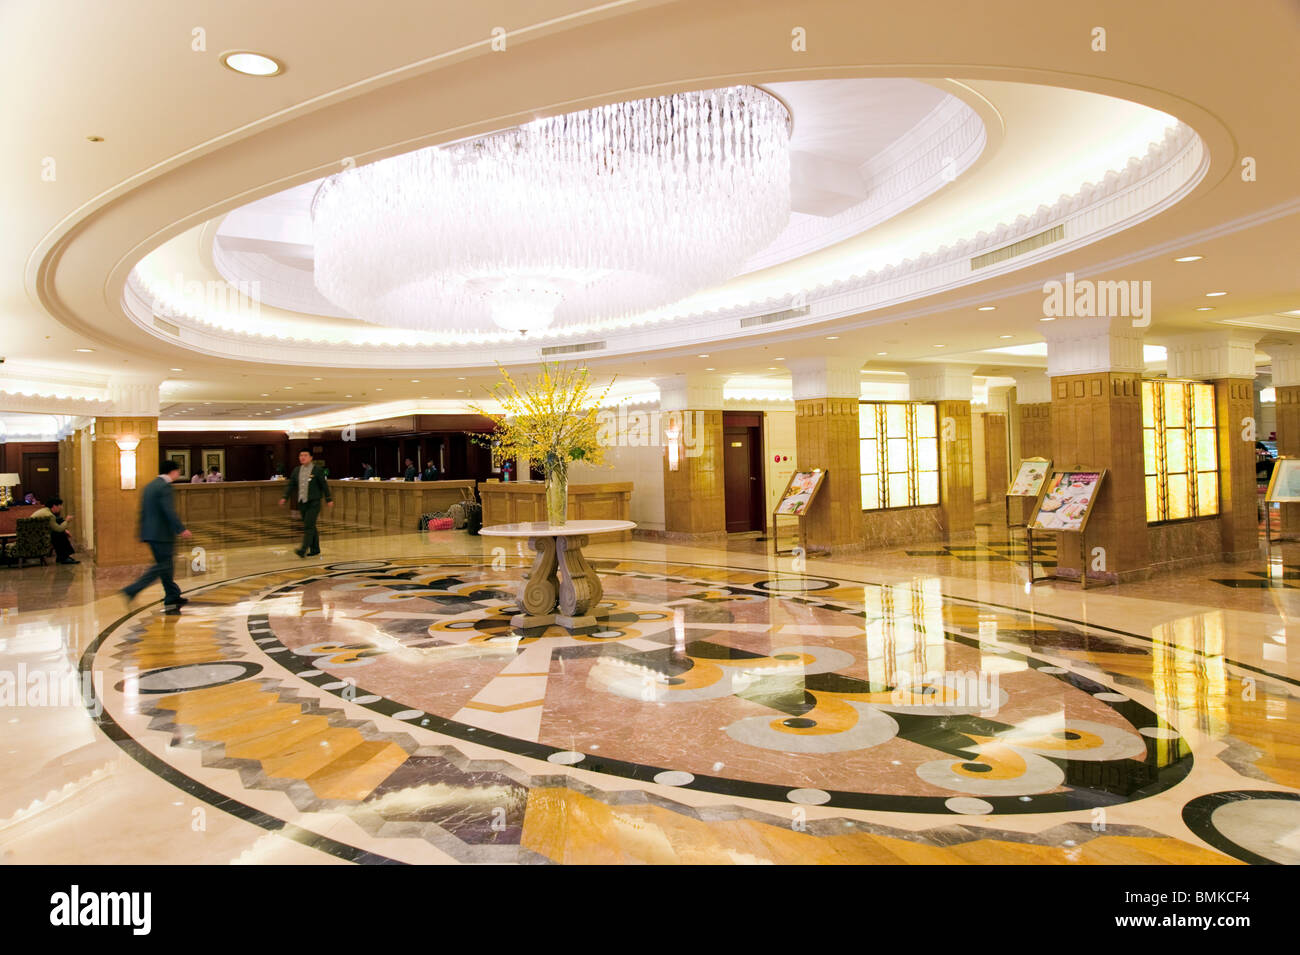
(294, 547, 306, 558)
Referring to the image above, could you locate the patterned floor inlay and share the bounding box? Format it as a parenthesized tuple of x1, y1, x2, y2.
(905, 539, 1057, 567)
(83, 557, 1299, 864)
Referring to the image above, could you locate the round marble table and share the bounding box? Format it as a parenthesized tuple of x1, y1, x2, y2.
(480, 520, 636, 631)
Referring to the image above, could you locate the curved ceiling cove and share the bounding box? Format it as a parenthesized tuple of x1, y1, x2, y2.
(116, 75, 1195, 371)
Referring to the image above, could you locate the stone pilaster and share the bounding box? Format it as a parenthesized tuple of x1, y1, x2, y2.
(655, 375, 725, 539)
(909, 365, 975, 540)
(790, 357, 863, 553)
(1043, 318, 1147, 581)
(92, 415, 158, 567)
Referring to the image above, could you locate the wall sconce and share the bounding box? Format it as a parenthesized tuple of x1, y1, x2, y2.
(663, 415, 682, 472)
(115, 436, 140, 490)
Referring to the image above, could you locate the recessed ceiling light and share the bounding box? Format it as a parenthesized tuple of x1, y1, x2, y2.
(825, 336, 839, 340)
(75, 347, 94, 353)
(1206, 291, 1227, 297)
(376, 388, 383, 391)
(260, 393, 269, 397)
(344, 394, 353, 398)
(170, 367, 184, 372)
(933, 344, 946, 348)
(1174, 255, 1203, 262)
(698, 354, 709, 358)
(704, 367, 715, 371)
(283, 386, 293, 390)
(977, 306, 996, 311)
(774, 357, 785, 361)
(312, 377, 323, 381)
(876, 351, 887, 356)
(410, 379, 421, 383)
(1195, 306, 1215, 311)
(767, 366, 778, 370)
(999, 334, 1013, 339)
(221, 51, 283, 77)
(1040, 316, 1056, 322)
(457, 377, 466, 380)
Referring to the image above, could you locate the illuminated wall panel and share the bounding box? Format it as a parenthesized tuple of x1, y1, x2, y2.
(859, 402, 940, 510)
(1143, 380, 1219, 522)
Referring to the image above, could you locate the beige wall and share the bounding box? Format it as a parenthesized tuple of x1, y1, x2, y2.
(571, 442, 666, 532)
(762, 408, 796, 529)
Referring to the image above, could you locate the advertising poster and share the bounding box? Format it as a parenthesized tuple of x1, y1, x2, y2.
(1266, 458, 1300, 503)
(774, 470, 826, 516)
(1031, 470, 1103, 532)
(1008, 458, 1051, 497)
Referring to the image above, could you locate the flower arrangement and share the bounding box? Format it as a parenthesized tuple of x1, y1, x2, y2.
(471, 363, 613, 524)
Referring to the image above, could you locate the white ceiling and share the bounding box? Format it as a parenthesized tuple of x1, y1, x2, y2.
(1, 0, 1297, 420)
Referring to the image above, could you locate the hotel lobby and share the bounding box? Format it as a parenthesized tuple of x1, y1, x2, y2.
(2, 0, 1299, 873)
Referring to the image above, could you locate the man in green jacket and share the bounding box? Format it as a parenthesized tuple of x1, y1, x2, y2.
(279, 449, 333, 558)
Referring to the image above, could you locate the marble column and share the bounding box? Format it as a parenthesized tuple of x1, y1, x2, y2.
(655, 374, 725, 539)
(908, 364, 975, 540)
(93, 376, 162, 567)
(1042, 317, 1147, 581)
(1166, 332, 1261, 560)
(789, 357, 863, 553)
(1267, 343, 1300, 534)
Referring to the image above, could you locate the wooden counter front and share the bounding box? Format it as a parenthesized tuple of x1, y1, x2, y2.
(478, 481, 633, 540)
(173, 479, 477, 531)
(329, 480, 476, 530)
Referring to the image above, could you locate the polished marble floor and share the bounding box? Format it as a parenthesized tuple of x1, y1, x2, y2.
(1, 513, 1298, 864)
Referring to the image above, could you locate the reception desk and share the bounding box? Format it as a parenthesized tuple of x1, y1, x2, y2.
(330, 479, 476, 530)
(478, 481, 633, 540)
(173, 479, 477, 531)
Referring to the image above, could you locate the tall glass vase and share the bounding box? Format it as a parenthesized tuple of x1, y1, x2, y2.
(545, 461, 568, 525)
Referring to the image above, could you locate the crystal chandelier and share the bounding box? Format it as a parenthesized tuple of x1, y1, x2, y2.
(311, 86, 791, 334)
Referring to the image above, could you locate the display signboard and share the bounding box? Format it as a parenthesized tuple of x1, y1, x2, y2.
(1265, 457, 1300, 503)
(1008, 458, 1052, 497)
(774, 469, 827, 516)
(1030, 470, 1105, 533)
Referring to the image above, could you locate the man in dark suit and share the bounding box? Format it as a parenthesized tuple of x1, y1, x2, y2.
(279, 449, 333, 558)
(121, 460, 192, 614)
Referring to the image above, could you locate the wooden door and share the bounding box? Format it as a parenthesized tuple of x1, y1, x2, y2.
(724, 427, 761, 532)
(23, 452, 59, 503)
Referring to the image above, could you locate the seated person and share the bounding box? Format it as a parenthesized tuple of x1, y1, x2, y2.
(205, 466, 224, 482)
(361, 463, 375, 480)
(421, 462, 440, 481)
(31, 496, 76, 564)
(190, 472, 204, 483)
(23, 492, 39, 505)
(403, 458, 417, 481)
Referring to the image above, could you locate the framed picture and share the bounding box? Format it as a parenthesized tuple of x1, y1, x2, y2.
(1030, 469, 1105, 533)
(1008, 457, 1051, 497)
(774, 469, 827, 516)
(166, 449, 191, 478)
(1265, 457, 1300, 503)
(202, 448, 226, 478)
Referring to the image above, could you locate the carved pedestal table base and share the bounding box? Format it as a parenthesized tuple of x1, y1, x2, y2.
(479, 520, 636, 632)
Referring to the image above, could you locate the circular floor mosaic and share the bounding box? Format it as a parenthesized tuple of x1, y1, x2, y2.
(93, 557, 1196, 817)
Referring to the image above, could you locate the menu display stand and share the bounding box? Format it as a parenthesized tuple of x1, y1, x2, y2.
(1005, 457, 1052, 533)
(771, 469, 828, 557)
(1263, 456, 1300, 551)
(1026, 467, 1110, 590)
